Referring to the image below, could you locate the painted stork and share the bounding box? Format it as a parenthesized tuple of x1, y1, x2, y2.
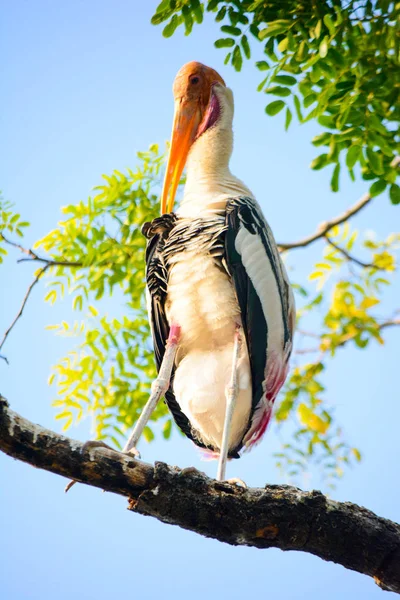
(123, 61, 295, 481)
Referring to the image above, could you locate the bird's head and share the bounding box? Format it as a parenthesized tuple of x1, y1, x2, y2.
(161, 61, 233, 214)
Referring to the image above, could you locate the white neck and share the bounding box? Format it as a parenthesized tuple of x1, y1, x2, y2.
(177, 87, 253, 218)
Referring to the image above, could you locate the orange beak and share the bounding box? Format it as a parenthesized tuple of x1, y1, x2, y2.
(161, 99, 202, 214)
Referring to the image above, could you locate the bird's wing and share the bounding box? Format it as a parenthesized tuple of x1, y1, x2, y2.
(225, 197, 295, 452)
(143, 218, 214, 450)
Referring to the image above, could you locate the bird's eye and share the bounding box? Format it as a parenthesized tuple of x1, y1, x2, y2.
(190, 76, 200, 85)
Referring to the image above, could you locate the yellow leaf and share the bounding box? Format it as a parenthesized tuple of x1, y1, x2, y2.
(89, 305, 98, 316)
(330, 225, 340, 237)
(298, 403, 329, 434)
(373, 251, 395, 271)
(360, 296, 380, 310)
(309, 270, 324, 280)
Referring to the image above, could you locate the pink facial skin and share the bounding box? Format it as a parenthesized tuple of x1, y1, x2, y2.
(196, 86, 221, 139)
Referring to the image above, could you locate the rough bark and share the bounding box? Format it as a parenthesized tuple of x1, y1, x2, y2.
(1, 394, 399, 594)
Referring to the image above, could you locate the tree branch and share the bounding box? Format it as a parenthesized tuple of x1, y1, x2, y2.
(0, 232, 83, 268)
(295, 318, 400, 355)
(278, 192, 372, 251)
(0, 234, 83, 362)
(0, 264, 51, 362)
(325, 236, 382, 270)
(0, 395, 399, 594)
(278, 157, 400, 252)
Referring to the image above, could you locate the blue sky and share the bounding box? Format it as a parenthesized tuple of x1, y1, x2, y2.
(1, 2, 399, 599)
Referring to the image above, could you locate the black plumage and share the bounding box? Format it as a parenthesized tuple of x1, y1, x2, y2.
(142, 197, 294, 457)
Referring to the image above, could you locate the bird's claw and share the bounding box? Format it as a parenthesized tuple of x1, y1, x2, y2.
(124, 446, 141, 459)
(81, 440, 115, 454)
(225, 477, 247, 488)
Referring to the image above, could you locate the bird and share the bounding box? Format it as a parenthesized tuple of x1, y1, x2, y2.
(123, 61, 296, 482)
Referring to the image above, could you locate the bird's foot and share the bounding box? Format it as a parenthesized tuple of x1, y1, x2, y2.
(224, 477, 247, 488)
(81, 440, 115, 454)
(123, 446, 141, 459)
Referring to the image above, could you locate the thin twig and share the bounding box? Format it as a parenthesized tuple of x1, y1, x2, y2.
(0, 264, 51, 361)
(0, 232, 83, 268)
(295, 317, 400, 356)
(278, 192, 373, 251)
(297, 329, 321, 339)
(325, 236, 381, 270)
(17, 257, 83, 267)
(295, 347, 320, 355)
(0, 232, 38, 259)
(0, 235, 84, 362)
(279, 158, 400, 252)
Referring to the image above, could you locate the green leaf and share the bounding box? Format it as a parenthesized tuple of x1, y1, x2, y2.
(319, 37, 329, 58)
(162, 15, 180, 38)
(293, 95, 303, 122)
(257, 76, 268, 91)
(143, 426, 155, 443)
(304, 93, 317, 108)
(215, 5, 226, 21)
(369, 180, 387, 197)
(296, 40, 308, 61)
(163, 419, 172, 440)
(278, 37, 289, 52)
(331, 163, 340, 192)
(258, 20, 291, 40)
(207, 0, 219, 10)
(265, 85, 291, 97)
(389, 183, 400, 205)
(346, 145, 362, 169)
(256, 60, 269, 71)
(310, 154, 328, 170)
(265, 100, 285, 116)
(221, 25, 241, 36)
(323, 14, 336, 35)
(232, 45, 243, 71)
(273, 74, 296, 85)
(224, 52, 232, 65)
(315, 20, 322, 39)
(182, 6, 193, 35)
(241, 35, 251, 59)
(366, 148, 383, 175)
(285, 107, 292, 131)
(215, 38, 235, 48)
(312, 132, 331, 146)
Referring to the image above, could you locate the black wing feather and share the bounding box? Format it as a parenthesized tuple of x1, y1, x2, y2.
(225, 202, 268, 420)
(143, 216, 214, 452)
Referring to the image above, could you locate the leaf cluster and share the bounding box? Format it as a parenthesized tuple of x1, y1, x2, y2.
(152, 0, 400, 198)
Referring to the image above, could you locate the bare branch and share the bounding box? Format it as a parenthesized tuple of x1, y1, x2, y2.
(0, 234, 84, 362)
(295, 347, 320, 355)
(0, 264, 51, 361)
(0, 232, 38, 259)
(325, 236, 381, 270)
(278, 158, 400, 252)
(16, 257, 83, 267)
(0, 232, 83, 268)
(0, 395, 399, 594)
(278, 192, 372, 251)
(295, 319, 400, 356)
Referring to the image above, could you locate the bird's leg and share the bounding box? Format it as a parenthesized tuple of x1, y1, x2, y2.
(123, 324, 180, 455)
(216, 327, 242, 482)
